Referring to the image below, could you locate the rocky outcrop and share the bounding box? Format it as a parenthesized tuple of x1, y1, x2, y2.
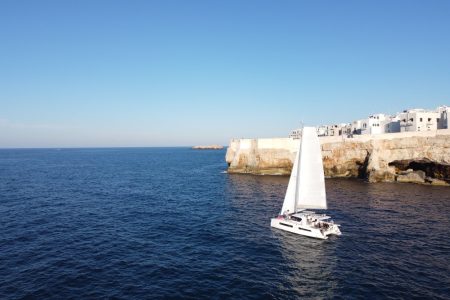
(226, 130, 450, 185)
(396, 169, 426, 184)
(192, 145, 224, 150)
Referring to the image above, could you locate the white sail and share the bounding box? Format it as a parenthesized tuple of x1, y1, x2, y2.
(296, 127, 327, 210)
(279, 126, 327, 214)
(280, 141, 300, 215)
(271, 127, 340, 239)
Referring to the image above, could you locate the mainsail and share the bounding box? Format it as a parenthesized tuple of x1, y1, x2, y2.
(280, 127, 327, 214)
(296, 127, 327, 209)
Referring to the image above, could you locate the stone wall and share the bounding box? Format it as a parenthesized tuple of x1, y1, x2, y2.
(226, 130, 450, 185)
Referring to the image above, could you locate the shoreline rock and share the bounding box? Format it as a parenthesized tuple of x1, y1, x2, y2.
(192, 145, 224, 150)
(226, 130, 450, 186)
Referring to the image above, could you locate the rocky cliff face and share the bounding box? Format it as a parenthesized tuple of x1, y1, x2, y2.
(226, 130, 450, 185)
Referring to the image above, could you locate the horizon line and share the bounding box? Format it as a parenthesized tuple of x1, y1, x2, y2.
(0, 145, 228, 150)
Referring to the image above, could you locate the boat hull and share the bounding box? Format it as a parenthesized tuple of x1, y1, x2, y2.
(270, 217, 341, 240)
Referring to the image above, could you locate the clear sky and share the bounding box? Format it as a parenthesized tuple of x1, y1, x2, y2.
(1, 0, 449, 147)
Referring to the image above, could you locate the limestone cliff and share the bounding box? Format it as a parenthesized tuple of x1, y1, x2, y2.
(226, 130, 450, 185)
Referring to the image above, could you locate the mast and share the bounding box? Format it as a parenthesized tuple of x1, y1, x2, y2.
(293, 125, 303, 213)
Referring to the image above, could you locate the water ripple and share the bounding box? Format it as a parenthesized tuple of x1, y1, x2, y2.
(0, 148, 449, 299)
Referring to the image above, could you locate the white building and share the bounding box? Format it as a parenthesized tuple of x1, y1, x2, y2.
(361, 114, 388, 135)
(290, 123, 349, 138)
(437, 105, 449, 129)
(289, 128, 302, 139)
(326, 123, 349, 136)
(327, 125, 339, 136)
(384, 115, 401, 133)
(288, 104, 448, 139)
(339, 123, 350, 136)
(317, 125, 328, 136)
(398, 109, 440, 132)
(351, 120, 363, 134)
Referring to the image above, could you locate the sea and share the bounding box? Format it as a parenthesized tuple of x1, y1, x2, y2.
(0, 148, 449, 299)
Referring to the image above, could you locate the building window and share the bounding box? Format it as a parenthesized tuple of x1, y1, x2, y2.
(420, 118, 423, 122)
(428, 118, 431, 122)
(437, 118, 440, 122)
(409, 118, 414, 122)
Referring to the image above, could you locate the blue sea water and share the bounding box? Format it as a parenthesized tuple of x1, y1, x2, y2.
(0, 148, 449, 299)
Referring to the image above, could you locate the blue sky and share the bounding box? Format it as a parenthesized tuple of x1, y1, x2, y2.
(1, 0, 449, 147)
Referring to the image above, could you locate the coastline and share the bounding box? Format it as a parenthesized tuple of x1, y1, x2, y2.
(225, 130, 450, 186)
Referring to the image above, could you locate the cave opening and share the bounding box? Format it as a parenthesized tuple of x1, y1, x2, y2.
(388, 159, 450, 182)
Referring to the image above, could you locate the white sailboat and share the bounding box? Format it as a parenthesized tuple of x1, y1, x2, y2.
(270, 127, 341, 239)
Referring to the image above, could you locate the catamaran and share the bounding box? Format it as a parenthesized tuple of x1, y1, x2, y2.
(270, 126, 341, 239)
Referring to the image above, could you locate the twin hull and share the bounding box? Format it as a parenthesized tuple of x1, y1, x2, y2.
(270, 217, 341, 240)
